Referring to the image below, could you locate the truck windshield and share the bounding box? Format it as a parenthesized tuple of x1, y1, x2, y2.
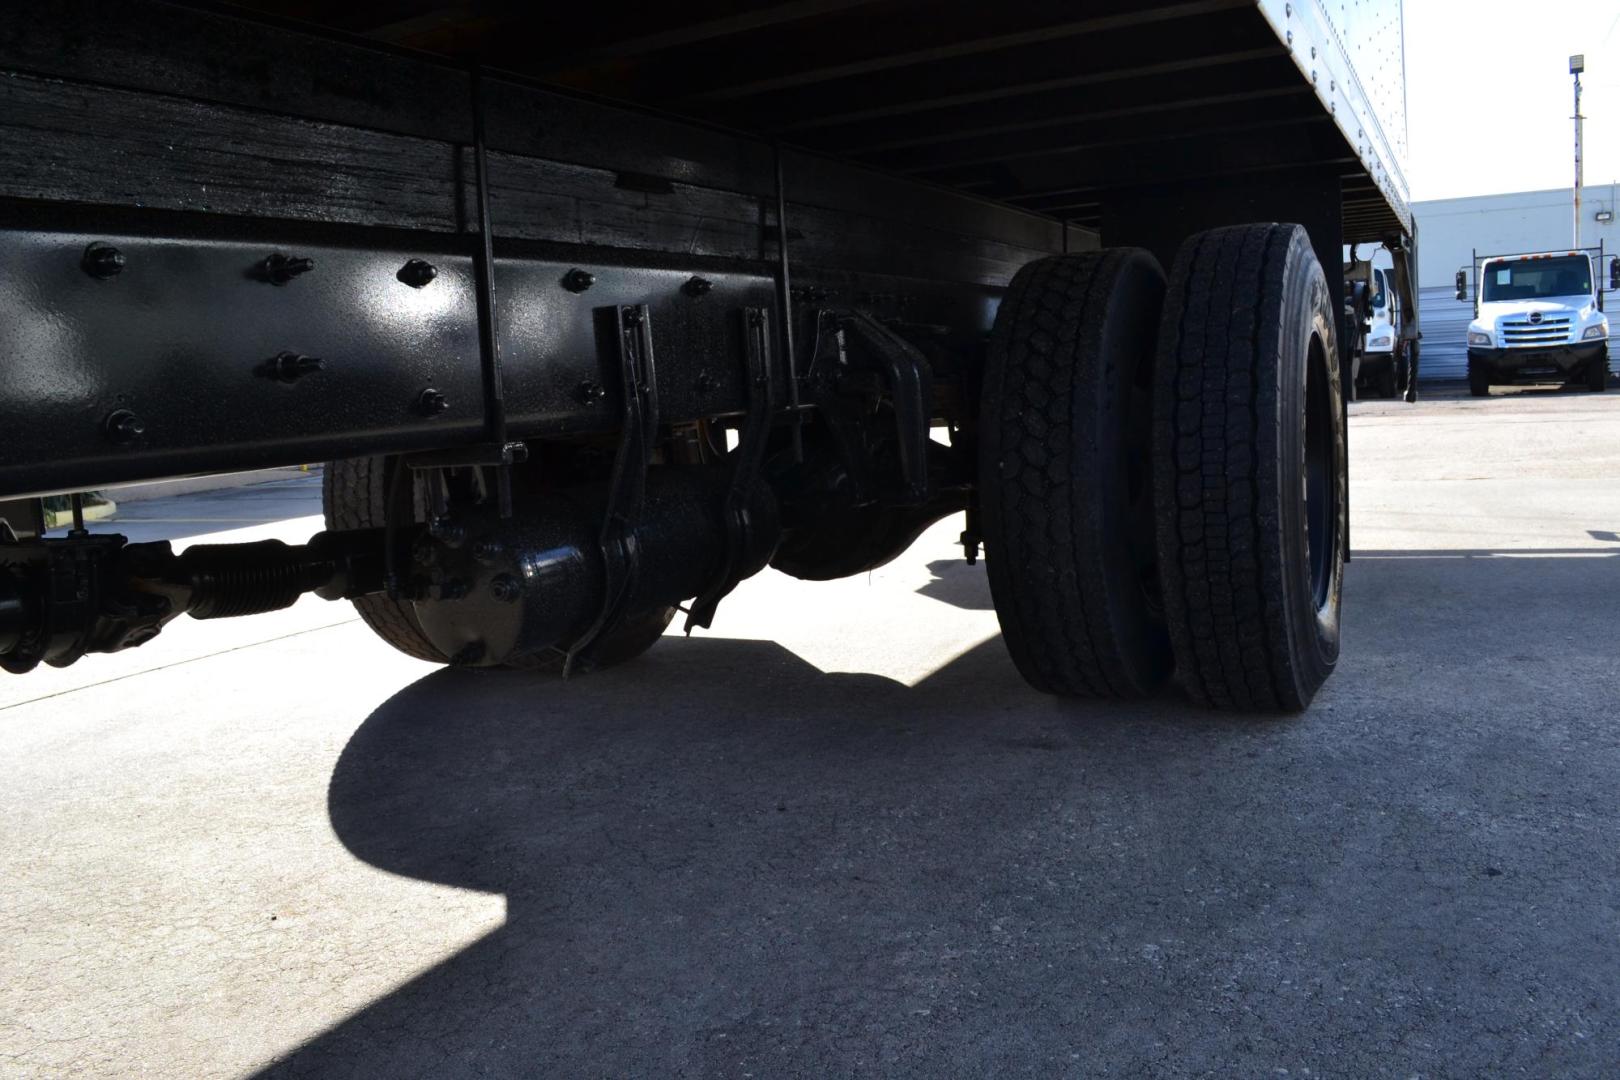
(1369, 269, 1387, 311)
(1481, 255, 1591, 302)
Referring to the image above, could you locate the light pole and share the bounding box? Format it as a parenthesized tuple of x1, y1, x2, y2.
(1571, 54, 1585, 248)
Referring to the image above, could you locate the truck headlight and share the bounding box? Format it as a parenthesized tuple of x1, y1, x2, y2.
(1468, 331, 1493, 346)
(1583, 325, 1609, 340)
(1368, 335, 1392, 348)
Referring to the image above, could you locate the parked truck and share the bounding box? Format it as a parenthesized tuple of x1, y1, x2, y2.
(1459, 248, 1617, 396)
(1353, 257, 1418, 400)
(0, 0, 1416, 711)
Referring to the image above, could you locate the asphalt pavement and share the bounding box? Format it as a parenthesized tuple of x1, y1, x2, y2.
(4, 385, 1620, 1077)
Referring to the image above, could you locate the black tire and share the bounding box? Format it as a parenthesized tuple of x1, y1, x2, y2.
(1468, 362, 1490, 397)
(979, 249, 1172, 698)
(323, 456, 447, 663)
(1588, 355, 1608, 392)
(1153, 223, 1345, 712)
(323, 456, 672, 673)
(1374, 362, 1396, 399)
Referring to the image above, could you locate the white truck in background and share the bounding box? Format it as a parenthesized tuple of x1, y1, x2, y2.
(1347, 251, 1416, 400)
(1460, 249, 1617, 397)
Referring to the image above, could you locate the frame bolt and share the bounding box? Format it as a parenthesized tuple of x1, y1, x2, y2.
(82, 242, 125, 279)
(266, 351, 325, 382)
(489, 574, 523, 603)
(104, 409, 146, 444)
(576, 381, 607, 405)
(683, 275, 714, 296)
(562, 268, 595, 292)
(398, 259, 438, 288)
(417, 387, 449, 416)
(262, 252, 315, 284)
(695, 370, 716, 393)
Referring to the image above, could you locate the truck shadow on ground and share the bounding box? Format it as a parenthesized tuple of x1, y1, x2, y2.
(258, 546, 1620, 1077)
(257, 638, 1264, 1077)
(914, 558, 995, 610)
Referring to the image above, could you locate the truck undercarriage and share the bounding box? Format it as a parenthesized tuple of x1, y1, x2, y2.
(0, 0, 1415, 709)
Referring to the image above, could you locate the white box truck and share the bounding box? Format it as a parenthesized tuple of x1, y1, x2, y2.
(1461, 249, 1617, 396)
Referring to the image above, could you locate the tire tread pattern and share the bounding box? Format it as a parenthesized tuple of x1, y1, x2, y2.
(323, 457, 447, 663)
(1154, 224, 1303, 711)
(981, 250, 1164, 697)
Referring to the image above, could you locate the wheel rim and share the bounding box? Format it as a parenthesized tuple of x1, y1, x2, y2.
(1303, 332, 1336, 612)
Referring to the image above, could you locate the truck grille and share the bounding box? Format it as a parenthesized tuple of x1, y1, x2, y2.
(1500, 316, 1570, 346)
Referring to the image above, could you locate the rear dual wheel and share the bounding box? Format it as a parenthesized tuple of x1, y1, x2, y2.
(978, 249, 1171, 697)
(1153, 224, 1345, 711)
(979, 224, 1345, 711)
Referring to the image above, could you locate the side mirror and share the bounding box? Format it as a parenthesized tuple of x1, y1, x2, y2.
(1455, 269, 1468, 302)
(1610, 256, 1619, 291)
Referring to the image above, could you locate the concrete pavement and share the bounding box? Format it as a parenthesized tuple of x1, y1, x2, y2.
(4, 388, 1620, 1077)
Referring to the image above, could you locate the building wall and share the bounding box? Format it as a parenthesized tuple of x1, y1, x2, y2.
(1414, 185, 1619, 288)
(1410, 186, 1620, 381)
